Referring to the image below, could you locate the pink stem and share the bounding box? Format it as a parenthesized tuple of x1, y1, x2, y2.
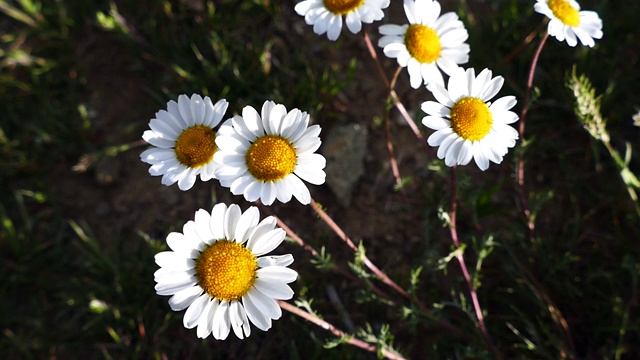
(309, 199, 467, 339)
(517, 32, 549, 239)
(449, 167, 501, 359)
(278, 300, 406, 360)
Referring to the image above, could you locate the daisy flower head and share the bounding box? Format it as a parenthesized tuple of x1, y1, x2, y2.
(421, 68, 519, 171)
(141, 94, 228, 191)
(214, 100, 326, 206)
(378, 0, 470, 89)
(294, 0, 390, 41)
(534, 0, 603, 47)
(154, 203, 298, 340)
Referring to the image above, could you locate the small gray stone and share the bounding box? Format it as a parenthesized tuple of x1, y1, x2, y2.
(322, 123, 368, 207)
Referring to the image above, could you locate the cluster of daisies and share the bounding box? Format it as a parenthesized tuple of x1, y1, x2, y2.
(296, 0, 602, 170)
(141, 0, 604, 343)
(142, 95, 327, 340)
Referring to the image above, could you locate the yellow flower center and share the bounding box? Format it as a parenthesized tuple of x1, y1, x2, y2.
(174, 125, 216, 168)
(323, 0, 364, 15)
(246, 135, 297, 182)
(548, 0, 580, 26)
(195, 240, 258, 301)
(450, 97, 493, 141)
(405, 24, 442, 64)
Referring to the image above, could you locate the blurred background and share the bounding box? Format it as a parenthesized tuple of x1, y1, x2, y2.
(1, 0, 639, 358)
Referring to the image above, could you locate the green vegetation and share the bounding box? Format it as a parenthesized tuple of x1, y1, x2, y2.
(1, 0, 638, 358)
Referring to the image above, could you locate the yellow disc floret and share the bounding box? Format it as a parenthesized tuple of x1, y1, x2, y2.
(405, 24, 442, 64)
(323, 0, 364, 15)
(548, 0, 580, 26)
(195, 240, 258, 301)
(246, 135, 297, 182)
(450, 97, 493, 141)
(174, 125, 217, 168)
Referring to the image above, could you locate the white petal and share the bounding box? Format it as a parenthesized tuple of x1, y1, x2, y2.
(242, 179, 263, 203)
(257, 254, 294, 267)
(422, 100, 449, 117)
(490, 96, 517, 112)
(243, 106, 266, 138)
(155, 277, 197, 296)
(229, 300, 250, 339)
(224, 204, 242, 240)
(254, 278, 294, 300)
(155, 251, 195, 271)
(428, 128, 454, 148)
(345, 11, 362, 33)
(244, 288, 281, 320)
(436, 133, 458, 159)
(177, 168, 197, 191)
(142, 131, 175, 148)
(422, 115, 450, 131)
(274, 178, 294, 203)
(430, 82, 454, 107)
(379, 24, 407, 36)
(249, 228, 286, 256)
(472, 141, 490, 170)
(247, 216, 277, 242)
(169, 285, 204, 311)
(260, 181, 278, 206)
(211, 301, 231, 340)
(196, 298, 218, 339)
(209, 203, 227, 241)
(480, 75, 504, 102)
(289, 174, 311, 204)
(183, 294, 210, 329)
(178, 95, 196, 126)
(257, 266, 298, 283)
(189, 94, 206, 125)
(326, 14, 343, 41)
(149, 118, 179, 140)
(457, 140, 474, 165)
(194, 209, 214, 243)
(235, 206, 260, 244)
(166, 232, 194, 255)
(242, 290, 272, 331)
(444, 137, 465, 166)
(265, 104, 287, 135)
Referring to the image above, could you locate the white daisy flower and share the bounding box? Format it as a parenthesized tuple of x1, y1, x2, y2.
(140, 94, 228, 191)
(295, 0, 390, 41)
(378, 0, 470, 89)
(154, 203, 298, 340)
(213, 100, 326, 206)
(421, 68, 519, 171)
(534, 0, 603, 47)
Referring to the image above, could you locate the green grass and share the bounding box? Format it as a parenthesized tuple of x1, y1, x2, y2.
(1, 0, 639, 358)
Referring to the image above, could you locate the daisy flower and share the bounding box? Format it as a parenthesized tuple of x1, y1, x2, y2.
(294, 0, 390, 41)
(534, 0, 603, 47)
(378, 0, 470, 89)
(154, 203, 298, 340)
(140, 94, 228, 191)
(214, 100, 326, 206)
(421, 68, 519, 170)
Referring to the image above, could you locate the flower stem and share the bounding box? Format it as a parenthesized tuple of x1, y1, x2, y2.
(256, 202, 395, 301)
(362, 31, 430, 152)
(309, 198, 467, 339)
(517, 32, 549, 240)
(449, 167, 501, 359)
(278, 300, 406, 360)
